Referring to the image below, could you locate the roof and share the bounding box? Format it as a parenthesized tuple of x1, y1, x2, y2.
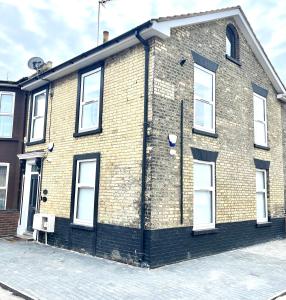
(20, 6, 286, 96)
(153, 6, 239, 22)
(0, 77, 28, 88)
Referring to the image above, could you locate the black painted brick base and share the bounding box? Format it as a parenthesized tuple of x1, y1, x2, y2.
(145, 218, 286, 268)
(40, 217, 141, 265)
(40, 217, 285, 268)
(96, 223, 141, 264)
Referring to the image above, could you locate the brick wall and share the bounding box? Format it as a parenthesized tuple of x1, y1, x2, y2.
(25, 44, 145, 228)
(147, 17, 285, 229)
(145, 218, 286, 268)
(0, 210, 19, 237)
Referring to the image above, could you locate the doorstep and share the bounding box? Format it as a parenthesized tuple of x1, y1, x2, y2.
(17, 232, 34, 241)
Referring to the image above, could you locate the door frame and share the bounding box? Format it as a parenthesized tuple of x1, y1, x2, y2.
(17, 152, 44, 236)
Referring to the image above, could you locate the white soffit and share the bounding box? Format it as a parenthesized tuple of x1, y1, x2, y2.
(17, 151, 45, 160)
(152, 8, 286, 94)
(22, 7, 285, 94)
(21, 27, 165, 91)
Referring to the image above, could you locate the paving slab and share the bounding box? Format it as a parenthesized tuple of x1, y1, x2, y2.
(0, 238, 286, 300)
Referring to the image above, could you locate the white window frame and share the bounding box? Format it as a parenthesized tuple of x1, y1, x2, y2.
(253, 93, 268, 147)
(78, 68, 101, 133)
(0, 92, 15, 138)
(193, 160, 216, 230)
(73, 158, 97, 226)
(193, 64, 216, 133)
(256, 169, 268, 223)
(30, 89, 47, 142)
(0, 163, 9, 210)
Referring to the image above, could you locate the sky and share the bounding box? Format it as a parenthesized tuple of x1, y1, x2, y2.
(0, 0, 285, 84)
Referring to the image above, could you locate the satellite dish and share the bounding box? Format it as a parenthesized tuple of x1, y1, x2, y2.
(28, 57, 45, 70)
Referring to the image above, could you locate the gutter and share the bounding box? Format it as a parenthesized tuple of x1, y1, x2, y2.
(135, 30, 150, 267)
(20, 21, 153, 90)
(278, 94, 286, 102)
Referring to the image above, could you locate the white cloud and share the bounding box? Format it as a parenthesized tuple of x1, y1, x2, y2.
(0, 0, 285, 83)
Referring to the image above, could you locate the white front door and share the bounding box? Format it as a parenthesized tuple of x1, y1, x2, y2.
(17, 160, 39, 235)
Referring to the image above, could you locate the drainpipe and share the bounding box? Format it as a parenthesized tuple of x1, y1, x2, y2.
(17, 91, 29, 211)
(180, 100, 184, 224)
(135, 30, 150, 266)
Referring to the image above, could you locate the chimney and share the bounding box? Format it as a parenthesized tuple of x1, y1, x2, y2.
(103, 31, 109, 43)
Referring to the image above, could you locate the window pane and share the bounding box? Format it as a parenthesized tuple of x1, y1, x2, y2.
(78, 161, 96, 186)
(83, 70, 101, 102)
(0, 166, 7, 187)
(194, 68, 213, 102)
(0, 116, 13, 137)
(254, 121, 266, 145)
(81, 101, 99, 129)
(34, 94, 46, 117)
(254, 96, 265, 121)
(32, 118, 44, 140)
(256, 192, 266, 220)
(31, 165, 38, 172)
(256, 171, 265, 190)
(76, 188, 95, 223)
(194, 100, 213, 129)
(194, 191, 212, 225)
(0, 94, 13, 113)
(0, 190, 6, 210)
(194, 163, 212, 189)
(226, 36, 231, 56)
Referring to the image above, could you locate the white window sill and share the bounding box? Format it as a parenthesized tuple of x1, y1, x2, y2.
(256, 221, 271, 228)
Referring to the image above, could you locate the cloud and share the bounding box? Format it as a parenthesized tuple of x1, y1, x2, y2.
(0, 0, 285, 84)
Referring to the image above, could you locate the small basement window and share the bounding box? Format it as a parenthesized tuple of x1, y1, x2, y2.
(226, 24, 240, 61)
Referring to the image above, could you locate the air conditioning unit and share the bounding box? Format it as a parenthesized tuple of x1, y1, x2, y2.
(33, 213, 55, 233)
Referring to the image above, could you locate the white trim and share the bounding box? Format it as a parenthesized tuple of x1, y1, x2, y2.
(0, 163, 10, 210)
(193, 160, 216, 230)
(17, 152, 45, 160)
(256, 169, 268, 223)
(78, 68, 101, 133)
(0, 91, 15, 138)
(253, 92, 268, 147)
(17, 160, 39, 235)
(193, 64, 216, 133)
(20, 8, 286, 94)
(20, 27, 160, 91)
(30, 89, 47, 142)
(73, 158, 97, 227)
(0, 83, 18, 88)
(152, 8, 285, 94)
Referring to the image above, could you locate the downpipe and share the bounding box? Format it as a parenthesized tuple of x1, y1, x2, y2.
(135, 30, 150, 267)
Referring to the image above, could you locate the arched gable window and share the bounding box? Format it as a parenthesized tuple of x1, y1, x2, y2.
(226, 24, 239, 61)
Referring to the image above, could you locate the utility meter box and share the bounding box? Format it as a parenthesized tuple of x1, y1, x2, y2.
(33, 213, 55, 232)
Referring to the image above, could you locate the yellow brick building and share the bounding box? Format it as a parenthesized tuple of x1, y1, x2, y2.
(17, 7, 286, 267)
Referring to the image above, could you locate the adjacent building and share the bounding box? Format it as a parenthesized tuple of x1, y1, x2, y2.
(0, 80, 26, 237)
(15, 6, 286, 267)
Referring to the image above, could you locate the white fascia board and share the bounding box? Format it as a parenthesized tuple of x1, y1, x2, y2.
(0, 83, 17, 88)
(22, 8, 285, 95)
(152, 8, 286, 94)
(234, 13, 286, 94)
(17, 151, 45, 160)
(21, 27, 165, 91)
(152, 8, 241, 36)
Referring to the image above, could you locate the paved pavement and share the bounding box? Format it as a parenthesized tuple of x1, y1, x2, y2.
(1, 238, 286, 300)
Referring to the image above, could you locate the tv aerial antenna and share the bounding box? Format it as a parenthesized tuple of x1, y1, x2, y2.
(28, 57, 45, 71)
(97, 0, 112, 46)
